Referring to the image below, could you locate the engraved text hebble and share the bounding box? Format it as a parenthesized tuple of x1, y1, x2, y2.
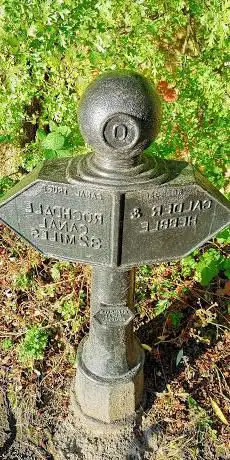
(139, 198, 212, 233)
(121, 185, 229, 266)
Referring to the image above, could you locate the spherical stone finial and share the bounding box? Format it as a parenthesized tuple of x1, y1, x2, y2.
(78, 71, 161, 168)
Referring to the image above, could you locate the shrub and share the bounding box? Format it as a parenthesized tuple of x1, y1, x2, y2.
(18, 324, 49, 365)
(0, 1, 229, 191)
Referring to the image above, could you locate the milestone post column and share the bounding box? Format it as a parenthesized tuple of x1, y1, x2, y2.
(70, 71, 163, 424)
(74, 266, 144, 423)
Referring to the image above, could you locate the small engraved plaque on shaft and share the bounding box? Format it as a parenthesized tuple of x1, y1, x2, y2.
(94, 304, 134, 328)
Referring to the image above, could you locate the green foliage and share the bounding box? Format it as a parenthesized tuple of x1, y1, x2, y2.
(0, 134, 12, 143)
(18, 324, 49, 364)
(181, 252, 198, 277)
(195, 249, 229, 286)
(79, 289, 87, 305)
(67, 350, 76, 365)
(0, 176, 16, 197)
(38, 122, 75, 159)
(182, 248, 229, 286)
(0, 1, 228, 189)
(168, 311, 183, 328)
(58, 299, 78, 321)
(139, 265, 153, 276)
(14, 273, 32, 290)
(42, 132, 65, 151)
(1, 338, 14, 350)
(216, 228, 230, 245)
(50, 263, 61, 282)
(187, 395, 214, 433)
(222, 258, 230, 279)
(154, 299, 170, 316)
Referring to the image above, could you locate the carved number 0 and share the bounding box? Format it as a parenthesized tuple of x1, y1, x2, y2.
(113, 124, 127, 141)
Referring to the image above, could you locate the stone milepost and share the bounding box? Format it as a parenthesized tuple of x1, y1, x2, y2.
(1, 71, 230, 425)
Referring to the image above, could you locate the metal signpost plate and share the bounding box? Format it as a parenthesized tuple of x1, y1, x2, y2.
(121, 178, 230, 266)
(1, 162, 229, 268)
(0, 177, 113, 265)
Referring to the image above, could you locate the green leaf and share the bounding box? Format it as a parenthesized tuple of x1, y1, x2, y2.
(210, 398, 229, 425)
(36, 128, 47, 141)
(58, 300, 77, 321)
(56, 125, 71, 136)
(56, 149, 72, 157)
(18, 325, 49, 364)
(142, 343, 152, 352)
(187, 396, 202, 411)
(181, 254, 197, 277)
(216, 228, 230, 244)
(223, 258, 230, 279)
(49, 121, 58, 132)
(0, 177, 16, 197)
(139, 265, 152, 276)
(154, 299, 169, 316)
(1, 338, 14, 350)
(197, 266, 219, 286)
(42, 132, 65, 150)
(0, 135, 11, 143)
(168, 311, 183, 328)
(195, 249, 224, 286)
(44, 149, 57, 160)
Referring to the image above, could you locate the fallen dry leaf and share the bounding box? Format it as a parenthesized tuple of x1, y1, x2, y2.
(210, 398, 229, 425)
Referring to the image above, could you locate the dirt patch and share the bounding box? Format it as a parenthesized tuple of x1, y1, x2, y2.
(55, 415, 139, 460)
(0, 390, 38, 460)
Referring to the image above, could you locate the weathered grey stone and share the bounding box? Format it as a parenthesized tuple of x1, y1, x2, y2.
(74, 360, 144, 423)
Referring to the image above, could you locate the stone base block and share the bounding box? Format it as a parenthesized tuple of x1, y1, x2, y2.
(73, 341, 144, 424)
